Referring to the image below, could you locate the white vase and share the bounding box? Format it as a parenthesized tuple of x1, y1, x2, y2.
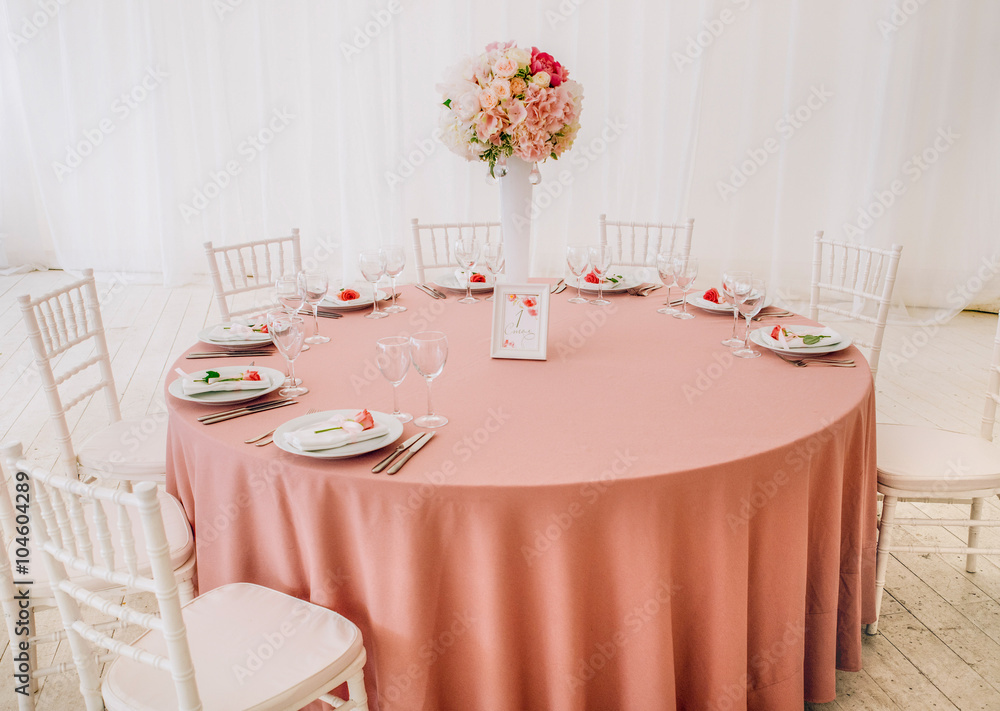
(499, 156, 533, 283)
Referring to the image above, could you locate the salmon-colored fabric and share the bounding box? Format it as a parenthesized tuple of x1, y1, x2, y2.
(167, 286, 876, 711)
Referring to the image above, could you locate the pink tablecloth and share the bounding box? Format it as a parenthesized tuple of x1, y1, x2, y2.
(167, 285, 877, 711)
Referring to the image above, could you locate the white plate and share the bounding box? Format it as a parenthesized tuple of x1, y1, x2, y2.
(434, 272, 494, 293)
(686, 292, 774, 313)
(750, 325, 852, 355)
(273, 409, 404, 459)
(321, 289, 388, 310)
(197, 324, 273, 349)
(168, 366, 284, 404)
(577, 274, 643, 293)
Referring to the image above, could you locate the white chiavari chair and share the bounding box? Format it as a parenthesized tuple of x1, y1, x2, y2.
(16, 447, 368, 711)
(598, 215, 695, 267)
(410, 218, 502, 284)
(808, 231, 903, 381)
(204, 229, 302, 321)
(17, 269, 166, 484)
(868, 310, 1000, 634)
(0, 441, 195, 710)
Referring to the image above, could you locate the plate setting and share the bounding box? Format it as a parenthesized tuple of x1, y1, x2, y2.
(433, 271, 495, 293)
(577, 273, 643, 293)
(750, 324, 853, 355)
(273, 409, 404, 459)
(169, 365, 285, 404)
(321, 288, 388, 311)
(197, 323, 274, 349)
(686, 292, 773, 313)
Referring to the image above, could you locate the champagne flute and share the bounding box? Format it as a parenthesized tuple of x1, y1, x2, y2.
(671, 256, 698, 320)
(482, 243, 503, 301)
(734, 278, 767, 359)
(376, 336, 412, 423)
(266, 309, 300, 386)
(655, 251, 677, 315)
(566, 246, 590, 304)
(410, 331, 448, 428)
(383, 246, 407, 314)
(454, 239, 481, 304)
(299, 271, 330, 344)
(587, 245, 613, 306)
(268, 312, 308, 396)
(358, 251, 388, 320)
(721, 270, 752, 346)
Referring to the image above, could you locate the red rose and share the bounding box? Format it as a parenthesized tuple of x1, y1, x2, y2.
(243, 369, 261, 381)
(522, 297, 537, 308)
(353, 409, 375, 430)
(703, 287, 721, 304)
(770, 326, 783, 340)
(259, 324, 268, 334)
(339, 288, 361, 301)
(470, 273, 486, 283)
(530, 47, 568, 87)
(584, 271, 600, 284)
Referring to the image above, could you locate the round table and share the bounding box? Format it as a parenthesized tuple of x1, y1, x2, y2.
(167, 284, 877, 711)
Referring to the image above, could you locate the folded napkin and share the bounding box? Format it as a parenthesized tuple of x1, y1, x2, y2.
(181, 372, 271, 395)
(772, 326, 839, 349)
(283, 415, 388, 451)
(454, 269, 491, 286)
(208, 323, 270, 341)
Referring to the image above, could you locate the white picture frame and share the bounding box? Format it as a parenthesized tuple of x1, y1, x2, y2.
(490, 283, 550, 360)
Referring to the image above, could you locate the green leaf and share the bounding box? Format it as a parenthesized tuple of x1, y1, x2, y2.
(442, 99, 452, 108)
(800, 335, 831, 346)
(196, 369, 221, 384)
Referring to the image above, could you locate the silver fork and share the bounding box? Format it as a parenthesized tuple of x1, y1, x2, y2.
(253, 408, 319, 447)
(775, 352, 855, 367)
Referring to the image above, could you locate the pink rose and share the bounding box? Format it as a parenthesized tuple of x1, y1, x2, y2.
(492, 56, 518, 79)
(478, 89, 499, 110)
(527, 308, 538, 318)
(353, 409, 375, 430)
(485, 40, 515, 53)
(510, 77, 527, 95)
(490, 79, 512, 100)
(530, 47, 569, 87)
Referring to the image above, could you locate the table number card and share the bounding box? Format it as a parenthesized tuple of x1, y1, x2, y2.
(490, 284, 550, 360)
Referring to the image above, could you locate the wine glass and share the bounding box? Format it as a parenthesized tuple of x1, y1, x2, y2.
(410, 331, 448, 428)
(454, 239, 481, 304)
(383, 246, 407, 314)
(376, 336, 412, 423)
(721, 270, 752, 346)
(587, 245, 613, 306)
(268, 312, 308, 396)
(358, 251, 388, 320)
(566, 246, 590, 304)
(671, 256, 698, 320)
(733, 278, 767, 359)
(299, 271, 330, 344)
(275, 275, 309, 350)
(482, 243, 503, 301)
(655, 251, 678, 315)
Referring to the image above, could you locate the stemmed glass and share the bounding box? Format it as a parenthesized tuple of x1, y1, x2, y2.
(268, 312, 308, 396)
(482, 244, 503, 301)
(671, 256, 698, 320)
(566, 246, 590, 304)
(655, 251, 678, 315)
(358, 251, 388, 320)
(721, 270, 752, 346)
(275, 275, 309, 350)
(587, 245, 613, 306)
(383, 246, 407, 314)
(734, 278, 767, 359)
(299, 271, 330, 344)
(375, 336, 412, 423)
(454, 239, 481, 304)
(410, 331, 448, 428)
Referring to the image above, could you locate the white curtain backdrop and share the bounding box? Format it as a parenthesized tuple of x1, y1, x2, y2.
(1, 0, 998, 311)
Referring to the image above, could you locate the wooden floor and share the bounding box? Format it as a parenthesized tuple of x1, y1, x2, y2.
(0, 270, 998, 710)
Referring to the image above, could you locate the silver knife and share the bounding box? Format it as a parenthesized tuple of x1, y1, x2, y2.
(197, 398, 295, 422)
(386, 432, 434, 475)
(200, 399, 298, 425)
(371, 433, 425, 473)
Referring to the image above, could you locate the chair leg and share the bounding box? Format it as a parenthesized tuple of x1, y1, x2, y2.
(347, 670, 369, 711)
(868, 495, 899, 635)
(178, 578, 195, 605)
(967, 497, 984, 573)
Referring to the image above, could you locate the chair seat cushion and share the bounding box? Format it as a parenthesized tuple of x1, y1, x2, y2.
(8, 489, 192, 598)
(77, 416, 168, 480)
(877, 423, 1000, 493)
(102, 583, 364, 711)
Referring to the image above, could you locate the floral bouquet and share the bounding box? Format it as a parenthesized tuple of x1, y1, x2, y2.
(437, 41, 583, 177)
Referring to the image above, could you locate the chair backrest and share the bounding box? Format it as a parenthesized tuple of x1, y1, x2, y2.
(981, 311, 1000, 441)
(18, 269, 121, 480)
(808, 231, 903, 382)
(598, 215, 695, 268)
(410, 219, 502, 283)
(22, 454, 201, 711)
(204, 229, 302, 321)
